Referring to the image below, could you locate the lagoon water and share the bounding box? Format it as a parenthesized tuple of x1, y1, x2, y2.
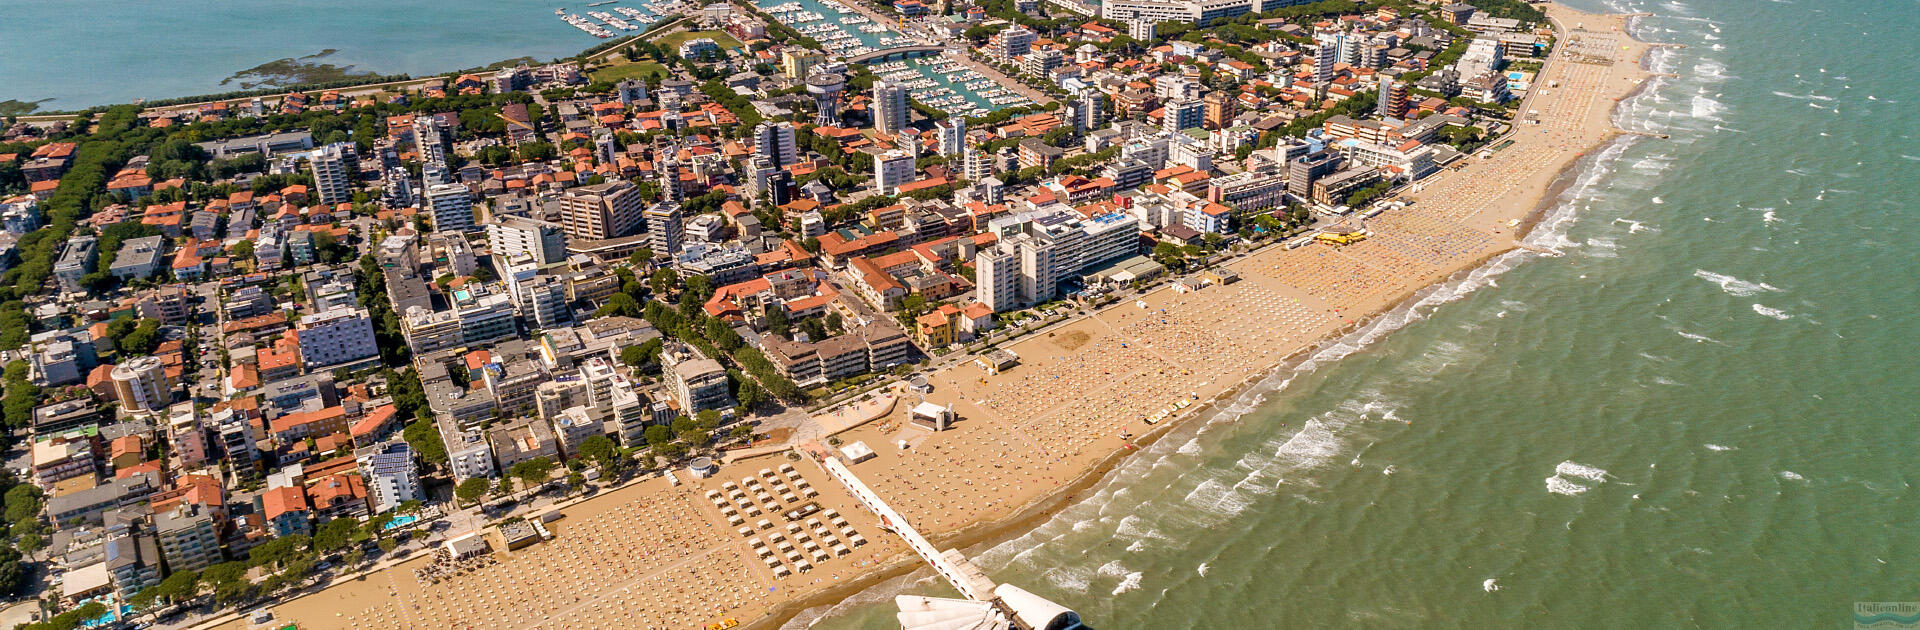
(791, 0, 1920, 626)
(0, 0, 604, 109)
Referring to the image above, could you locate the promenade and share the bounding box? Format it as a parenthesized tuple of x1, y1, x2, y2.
(230, 5, 1651, 630)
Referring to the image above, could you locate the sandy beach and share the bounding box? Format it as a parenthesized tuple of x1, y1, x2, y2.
(223, 5, 1654, 629)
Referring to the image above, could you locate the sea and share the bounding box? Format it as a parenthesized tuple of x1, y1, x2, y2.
(786, 0, 1920, 627)
(8, 0, 1914, 624)
(0, 0, 609, 109)
(0, 0, 1007, 114)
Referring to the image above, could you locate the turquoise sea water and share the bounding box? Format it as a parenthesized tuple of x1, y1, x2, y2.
(794, 0, 1920, 626)
(0, 0, 605, 109)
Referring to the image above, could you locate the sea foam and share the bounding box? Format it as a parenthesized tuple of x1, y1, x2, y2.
(1694, 269, 1783, 296)
(1555, 461, 1609, 483)
(1751, 304, 1792, 320)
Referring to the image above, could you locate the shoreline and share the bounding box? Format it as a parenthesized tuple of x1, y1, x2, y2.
(753, 4, 1663, 627)
(7, 15, 683, 122)
(203, 4, 1661, 629)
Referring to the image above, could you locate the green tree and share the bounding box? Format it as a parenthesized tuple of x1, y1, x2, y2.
(0, 546, 23, 597)
(684, 274, 713, 300)
(313, 517, 360, 554)
(597, 292, 642, 318)
(575, 434, 617, 466)
(645, 424, 672, 448)
(117, 318, 164, 356)
(735, 377, 767, 411)
(705, 318, 744, 351)
(201, 561, 254, 605)
(510, 457, 556, 494)
(455, 478, 491, 507)
(656, 442, 689, 459)
(619, 344, 647, 366)
(155, 568, 200, 604)
(764, 305, 790, 339)
(248, 535, 311, 570)
(402, 417, 449, 466)
(518, 141, 558, 161)
(650, 268, 678, 295)
(4, 484, 43, 525)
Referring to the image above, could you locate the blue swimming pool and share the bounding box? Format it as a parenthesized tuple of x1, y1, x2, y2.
(76, 597, 129, 628)
(382, 514, 419, 530)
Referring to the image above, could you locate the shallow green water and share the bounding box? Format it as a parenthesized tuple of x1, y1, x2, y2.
(797, 0, 1920, 626)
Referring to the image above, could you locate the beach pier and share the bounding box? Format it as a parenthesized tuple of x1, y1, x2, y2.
(817, 455, 1086, 630)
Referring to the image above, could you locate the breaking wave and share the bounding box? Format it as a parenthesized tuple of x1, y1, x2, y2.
(1693, 269, 1784, 296)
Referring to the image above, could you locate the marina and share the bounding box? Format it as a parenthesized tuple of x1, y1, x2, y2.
(759, 0, 1030, 116)
(556, 1, 684, 38)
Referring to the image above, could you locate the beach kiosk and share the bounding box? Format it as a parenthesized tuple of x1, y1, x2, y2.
(840, 441, 877, 463)
(909, 401, 956, 432)
(688, 457, 718, 478)
(498, 521, 541, 550)
(444, 532, 492, 560)
(976, 349, 1018, 375)
(1200, 268, 1240, 286)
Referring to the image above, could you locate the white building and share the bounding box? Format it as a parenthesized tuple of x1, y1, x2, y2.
(874, 150, 916, 195)
(974, 209, 1142, 311)
(644, 202, 683, 255)
(1456, 37, 1506, 78)
(800, 210, 827, 238)
(1164, 98, 1205, 132)
(167, 403, 210, 470)
(511, 274, 575, 330)
(111, 355, 171, 413)
(1127, 19, 1156, 40)
(994, 26, 1037, 60)
(425, 183, 474, 233)
(308, 144, 354, 205)
(1205, 170, 1287, 211)
(1313, 32, 1340, 83)
(1100, 0, 1290, 24)
(873, 80, 910, 136)
(974, 242, 1019, 312)
(414, 116, 452, 167)
(935, 118, 967, 157)
(560, 180, 645, 241)
(295, 305, 379, 368)
(439, 421, 497, 482)
(357, 441, 423, 514)
(962, 143, 992, 180)
(1340, 139, 1441, 180)
(488, 216, 568, 265)
(752, 122, 800, 167)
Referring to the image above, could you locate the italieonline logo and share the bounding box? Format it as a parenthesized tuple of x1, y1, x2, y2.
(1856, 602, 1920, 629)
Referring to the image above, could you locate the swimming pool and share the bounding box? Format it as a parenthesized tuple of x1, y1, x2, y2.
(382, 514, 419, 530)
